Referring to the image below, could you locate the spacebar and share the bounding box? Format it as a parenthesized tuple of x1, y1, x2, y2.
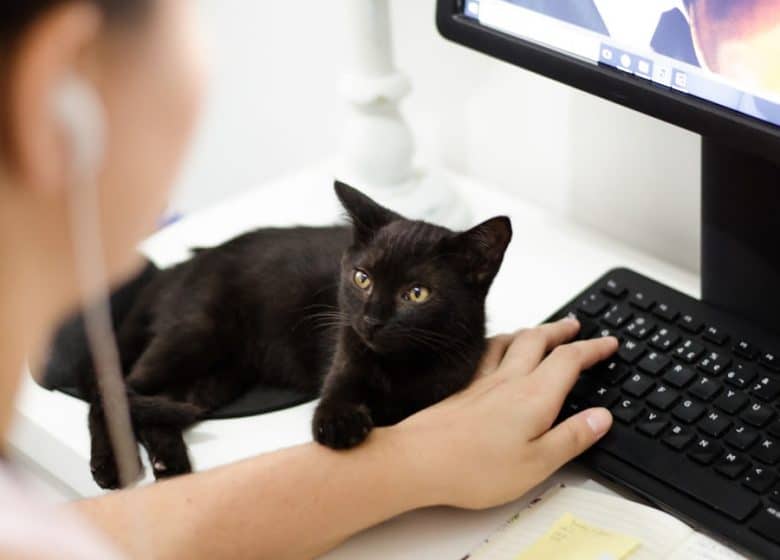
(597, 425, 760, 522)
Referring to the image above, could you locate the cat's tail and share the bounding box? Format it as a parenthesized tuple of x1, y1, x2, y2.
(128, 392, 204, 429)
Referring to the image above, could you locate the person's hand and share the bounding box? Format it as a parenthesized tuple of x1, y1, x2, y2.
(390, 317, 618, 510)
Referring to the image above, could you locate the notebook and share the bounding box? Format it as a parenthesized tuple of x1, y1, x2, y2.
(466, 485, 748, 560)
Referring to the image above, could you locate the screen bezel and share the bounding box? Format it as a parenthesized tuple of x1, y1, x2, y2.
(436, 0, 780, 165)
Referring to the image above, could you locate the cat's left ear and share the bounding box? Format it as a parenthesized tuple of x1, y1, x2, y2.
(334, 181, 402, 245)
(450, 216, 513, 287)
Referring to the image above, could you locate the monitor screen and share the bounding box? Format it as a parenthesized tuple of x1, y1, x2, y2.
(463, 0, 780, 128)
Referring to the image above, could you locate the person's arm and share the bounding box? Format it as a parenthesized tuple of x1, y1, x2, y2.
(74, 318, 617, 560)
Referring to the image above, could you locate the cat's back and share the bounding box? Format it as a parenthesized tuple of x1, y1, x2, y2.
(156, 225, 351, 316)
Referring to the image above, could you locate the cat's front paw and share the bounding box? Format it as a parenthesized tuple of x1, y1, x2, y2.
(90, 452, 121, 490)
(313, 401, 374, 449)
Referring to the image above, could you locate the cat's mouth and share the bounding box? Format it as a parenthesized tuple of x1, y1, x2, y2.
(352, 324, 384, 352)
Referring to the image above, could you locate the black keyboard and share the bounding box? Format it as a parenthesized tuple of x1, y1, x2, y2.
(551, 268, 780, 559)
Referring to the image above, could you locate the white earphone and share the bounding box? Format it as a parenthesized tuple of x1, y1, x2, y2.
(53, 75, 106, 176)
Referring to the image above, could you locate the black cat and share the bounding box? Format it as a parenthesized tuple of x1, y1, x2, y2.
(81, 182, 512, 488)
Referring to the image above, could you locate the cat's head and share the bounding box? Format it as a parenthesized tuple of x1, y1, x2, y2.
(334, 181, 512, 355)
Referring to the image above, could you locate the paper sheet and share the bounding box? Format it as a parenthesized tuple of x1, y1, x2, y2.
(469, 486, 749, 560)
(469, 486, 692, 560)
(514, 513, 640, 560)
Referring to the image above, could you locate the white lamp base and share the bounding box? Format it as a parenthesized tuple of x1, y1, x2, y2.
(338, 0, 470, 230)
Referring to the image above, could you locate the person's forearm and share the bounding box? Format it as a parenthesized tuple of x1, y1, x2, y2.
(74, 428, 431, 560)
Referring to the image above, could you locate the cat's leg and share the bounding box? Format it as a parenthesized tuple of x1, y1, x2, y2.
(312, 368, 375, 449)
(136, 425, 191, 480)
(81, 304, 151, 489)
(88, 402, 142, 489)
(125, 326, 218, 395)
(135, 368, 247, 481)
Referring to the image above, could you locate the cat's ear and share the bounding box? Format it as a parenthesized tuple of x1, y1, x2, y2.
(334, 181, 402, 245)
(450, 216, 512, 287)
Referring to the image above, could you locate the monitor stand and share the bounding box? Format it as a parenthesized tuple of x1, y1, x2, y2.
(701, 137, 780, 336)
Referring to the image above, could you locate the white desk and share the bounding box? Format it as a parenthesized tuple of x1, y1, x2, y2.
(11, 162, 705, 558)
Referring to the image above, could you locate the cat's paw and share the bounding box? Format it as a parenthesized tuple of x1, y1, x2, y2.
(90, 453, 121, 490)
(150, 452, 192, 480)
(312, 402, 374, 449)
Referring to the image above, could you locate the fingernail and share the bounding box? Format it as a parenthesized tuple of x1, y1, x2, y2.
(585, 408, 612, 437)
(562, 316, 579, 326)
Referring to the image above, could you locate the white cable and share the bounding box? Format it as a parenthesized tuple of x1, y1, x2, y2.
(58, 78, 142, 489)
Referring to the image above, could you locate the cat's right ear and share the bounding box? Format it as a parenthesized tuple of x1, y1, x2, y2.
(334, 181, 402, 245)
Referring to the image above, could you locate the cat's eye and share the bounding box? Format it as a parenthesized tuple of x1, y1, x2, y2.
(403, 285, 431, 303)
(353, 269, 372, 291)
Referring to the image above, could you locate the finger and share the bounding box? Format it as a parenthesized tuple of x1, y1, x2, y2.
(497, 317, 581, 378)
(531, 408, 612, 474)
(475, 334, 514, 378)
(530, 336, 619, 401)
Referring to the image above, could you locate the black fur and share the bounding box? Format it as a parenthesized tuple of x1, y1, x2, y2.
(82, 182, 512, 488)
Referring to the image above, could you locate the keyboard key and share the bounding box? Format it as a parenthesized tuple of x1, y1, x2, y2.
(601, 360, 630, 385)
(649, 327, 680, 353)
(697, 351, 731, 376)
(751, 506, 780, 544)
(590, 386, 620, 408)
(624, 316, 655, 340)
(715, 389, 749, 414)
(724, 363, 756, 390)
(768, 420, 780, 438)
(715, 452, 750, 479)
(752, 438, 780, 465)
(672, 399, 705, 423)
(699, 410, 731, 438)
(653, 302, 678, 322)
(678, 314, 703, 333)
(629, 291, 654, 311)
(662, 423, 695, 450)
(674, 339, 705, 363)
(593, 327, 620, 340)
(573, 315, 599, 340)
(734, 340, 758, 360)
(636, 411, 667, 437)
(622, 372, 654, 398)
(770, 486, 780, 505)
(612, 398, 644, 424)
(702, 325, 728, 346)
(725, 425, 759, 451)
(741, 401, 775, 428)
(664, 364, 696, 389)
(636, 352, 670, 376)
(688, 376, 722, 402)
(578, 293, 608, 317)
(617, 340, 645, 364)
(597, 424, 760, 521)
(688, 437, 722, 465)
(603, 303, 632, 328)
(752, 376, 780, 402)
(760, 352, 780, 372)
(742, 466, 777, 494)
(601, 278, 627, 298)
(646, 385, 679, 411)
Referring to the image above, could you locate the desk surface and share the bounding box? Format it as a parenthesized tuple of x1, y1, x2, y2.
(11, 162, 704, 558)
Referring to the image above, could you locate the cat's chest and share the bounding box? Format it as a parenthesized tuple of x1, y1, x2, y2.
(364, 361, 448, 398)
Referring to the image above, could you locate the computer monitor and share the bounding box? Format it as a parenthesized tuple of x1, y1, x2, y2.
(437, 0, 780, 334)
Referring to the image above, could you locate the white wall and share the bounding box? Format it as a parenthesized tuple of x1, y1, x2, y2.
(174, 0, 701, 272)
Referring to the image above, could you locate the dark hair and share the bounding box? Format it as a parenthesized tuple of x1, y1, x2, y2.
(1, 1, 147, 47)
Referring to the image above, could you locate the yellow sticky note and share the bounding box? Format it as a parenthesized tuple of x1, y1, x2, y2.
(515, 513, 641, 560)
